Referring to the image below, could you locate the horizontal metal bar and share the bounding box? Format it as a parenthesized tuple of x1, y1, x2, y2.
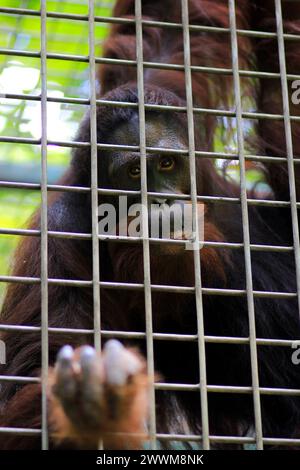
(0, 7, 300, 42)
(1, 48, 299, 81)
(0, 227, 294, 254)
(0, 324, 297, 347)
(3, 92, 300, 123)
(0, 426, 298, 446)
(0, 374, 298, 397)
(0, 181, 90, 193)
(155, 383, 300, 396)
(0, 275, 297, 299)
(0, 375, 40, 384)
(158, 434, 300, 446)
(3, 92, 89, 106)
(0, 427, 41, 436)
(0, 136, 299, 165)
(0, 179, 297, 213)
(0, 179, 296, 209)
(262, 437, 300, 446)
(157, 433, 251, 444)
(205, 336, 298, 347)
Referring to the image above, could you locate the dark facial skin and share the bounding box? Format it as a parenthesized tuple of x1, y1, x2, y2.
(101, 113, 190, 203)
(98, 113, 193, 250)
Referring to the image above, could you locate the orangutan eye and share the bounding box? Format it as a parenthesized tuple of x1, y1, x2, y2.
(159, 156, 175, 171)
(128, 164, 141, 178)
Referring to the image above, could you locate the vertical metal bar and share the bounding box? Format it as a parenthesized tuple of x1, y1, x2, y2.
(275, 0, 300, 316)
(228, 0, 264, 450)
(135, 0, 157, 450)
(88, 0, 101, 354)
(88, 0, 102, 450)
(40, 0, 48, 451)
(181, 0, 210, 450)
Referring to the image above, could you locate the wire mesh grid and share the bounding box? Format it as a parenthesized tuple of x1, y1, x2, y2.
(0, 0, 300, 450)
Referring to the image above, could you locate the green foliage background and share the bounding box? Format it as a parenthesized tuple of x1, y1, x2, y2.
(0, 0, 113, 303)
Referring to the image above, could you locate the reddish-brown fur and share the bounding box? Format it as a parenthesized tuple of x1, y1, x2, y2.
(1, 0, 300, 449)
(48, 347, 149, 449)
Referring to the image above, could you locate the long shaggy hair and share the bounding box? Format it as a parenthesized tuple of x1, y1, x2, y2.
(1, 0, 300, 449)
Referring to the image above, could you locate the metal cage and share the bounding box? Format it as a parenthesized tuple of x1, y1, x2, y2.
(0, 0, 300, 450)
